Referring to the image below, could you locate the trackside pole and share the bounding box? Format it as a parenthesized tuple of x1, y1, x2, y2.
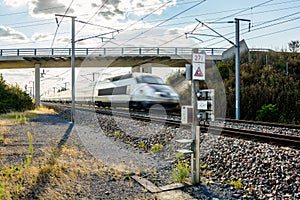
(191, 76, 200, 184)
(34, 63, 40, 108)
(55, 14, 77, 123)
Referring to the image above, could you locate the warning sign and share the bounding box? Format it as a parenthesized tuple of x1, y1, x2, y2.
(194, 66, 203, 77)
(192, 53, 205, 80)
(192, 63, 205, 80)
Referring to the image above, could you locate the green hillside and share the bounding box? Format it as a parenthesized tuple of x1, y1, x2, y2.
(220, 51, 300, 123)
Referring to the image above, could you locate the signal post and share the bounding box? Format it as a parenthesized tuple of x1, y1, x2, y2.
(178, 49, 214, 184)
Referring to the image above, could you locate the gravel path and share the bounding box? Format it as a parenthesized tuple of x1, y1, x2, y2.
(1, 113, 154, 199)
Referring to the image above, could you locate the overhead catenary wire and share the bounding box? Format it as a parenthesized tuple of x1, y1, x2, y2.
(49, 0, 75, 50)
(155, 0, 276, 47)
(2, 0, 298, 48)
(75, 0, 109, 37)
(40, 0, 75, 88)
(91, 0, 300, 46)
(1, 0, 299, 51)
(120, 0, 207, 46)
(116, 0, 275, 48)
(202, 10, 300, 48)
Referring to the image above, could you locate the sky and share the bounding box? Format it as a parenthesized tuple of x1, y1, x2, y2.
(0, 0, 300, 95)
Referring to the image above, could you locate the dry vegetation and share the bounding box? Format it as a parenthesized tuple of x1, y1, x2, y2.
(0, 108, 151, 200)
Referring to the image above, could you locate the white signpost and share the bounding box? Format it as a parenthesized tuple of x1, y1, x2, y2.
(192, 53, 205, 80)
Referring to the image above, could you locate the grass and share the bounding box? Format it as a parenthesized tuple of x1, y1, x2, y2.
(229, 179, 243, 189)
(171, 153, 190, 183)
(114, 131, 125, 139)
(139, 141, 146, 149)
(150, 143, 163, 152)
(0, 105, 55, 121)
(28, 105, 56, 114)
(0, 128, 148, 199)
(0, 132, 35, 199)
(171, 161, 190, 183)
(0, 141, 117, 199)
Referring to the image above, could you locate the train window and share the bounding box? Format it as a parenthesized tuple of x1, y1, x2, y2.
(136, 75, 165, 85)
(98, 86, 127, 96)
(111, 74, 133, 82)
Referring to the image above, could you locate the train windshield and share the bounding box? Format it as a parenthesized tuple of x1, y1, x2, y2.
(136, 75, 165, 85)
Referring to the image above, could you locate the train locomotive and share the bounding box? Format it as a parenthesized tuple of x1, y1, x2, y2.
(43, 73, 180, 112)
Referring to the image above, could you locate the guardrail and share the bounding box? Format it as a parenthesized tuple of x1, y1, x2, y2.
(0, 47, 226, 57)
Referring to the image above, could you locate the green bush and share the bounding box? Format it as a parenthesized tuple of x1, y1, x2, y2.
(0, 74, 34, 114)
(256, 104, 280, 122)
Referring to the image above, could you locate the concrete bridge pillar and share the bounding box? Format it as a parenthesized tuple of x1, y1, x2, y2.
(34, 63, 40, 108)
(132, 63, 152, 73)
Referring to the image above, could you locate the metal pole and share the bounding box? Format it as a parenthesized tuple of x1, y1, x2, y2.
(235, 19, 240, 120)
(234, 18, 250, 120)
(191, 49, 200, 184)
(35, 64, 40, 107)
(192, 80, 200, 184)
(29, 81, 34, 99)
(71, 16, 75, 123)
(64, 82, 69, 90)
(55, 14, 76, 123)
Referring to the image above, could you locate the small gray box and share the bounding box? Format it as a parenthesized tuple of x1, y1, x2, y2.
(181, 105, 193, 124)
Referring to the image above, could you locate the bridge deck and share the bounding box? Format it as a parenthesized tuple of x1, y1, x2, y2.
(0, 47, 224, 69)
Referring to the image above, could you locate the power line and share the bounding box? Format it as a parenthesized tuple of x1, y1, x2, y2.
(75, 19, 119, 31)
(192, 2, 300, 47)
(158, 0, 275, 47)
(96, 2, 300, 44)
(75, 0, 109, 37)
(6, 3, 298, 31)
(0, 6, 65, 17)
(250, 11, 300, 32)
(76, 0, 175, 48)
(247, 24, 300, 41)
(49, 0, 75, 50)
(121, 0, 207, 46)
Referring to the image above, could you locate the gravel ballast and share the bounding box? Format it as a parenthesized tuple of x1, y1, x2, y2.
(3, 105, 299, 199)
(61, 105, 300, 199)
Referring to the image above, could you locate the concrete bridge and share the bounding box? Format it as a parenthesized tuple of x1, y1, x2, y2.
(0, 47, 224, 107)
(0, 47, 223, 69)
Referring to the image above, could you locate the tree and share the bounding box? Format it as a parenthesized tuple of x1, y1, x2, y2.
(288, 40, 300, 52)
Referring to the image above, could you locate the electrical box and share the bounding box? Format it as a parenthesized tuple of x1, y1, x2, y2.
(195, 89, 214, 122)
(181, 105, 193, 124)
(185, 64, 192, 81)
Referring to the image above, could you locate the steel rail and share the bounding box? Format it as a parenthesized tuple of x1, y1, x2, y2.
(43, 103, 300, 149)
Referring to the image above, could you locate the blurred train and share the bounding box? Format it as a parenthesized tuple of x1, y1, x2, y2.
(42, 73, 180, 112)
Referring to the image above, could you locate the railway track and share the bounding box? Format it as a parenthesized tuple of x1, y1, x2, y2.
(95, 107, 300, 149)
(43, 103, 300, 149)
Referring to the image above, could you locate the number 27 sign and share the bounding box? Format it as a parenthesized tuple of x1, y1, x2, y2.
(192, 53, 205, 80)
(192, 53, 205, 63)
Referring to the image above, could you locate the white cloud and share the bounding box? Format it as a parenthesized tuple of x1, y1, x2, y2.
(28, 0, 74, 18)
(0, 26, 28, 41)
(3, 0, 182, 47)
(31, 32, 52, 41)
(3, 0, 30, 8)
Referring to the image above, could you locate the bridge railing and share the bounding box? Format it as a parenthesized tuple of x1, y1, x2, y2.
(0, 47, 226, 57)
